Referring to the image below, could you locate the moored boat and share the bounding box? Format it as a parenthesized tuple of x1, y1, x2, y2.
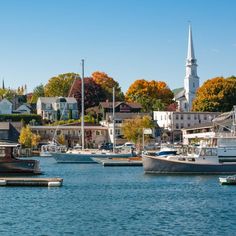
(142, 143, 236, 174)
(219, 175, 236, 185)
(0, 141, 41, 175)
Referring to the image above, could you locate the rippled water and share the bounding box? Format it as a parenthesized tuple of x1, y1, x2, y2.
(0, 157, 236, 236)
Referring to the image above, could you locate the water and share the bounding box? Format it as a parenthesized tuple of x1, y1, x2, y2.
(0, 158, 236, 236)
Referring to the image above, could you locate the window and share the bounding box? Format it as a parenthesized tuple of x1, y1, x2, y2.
(176, 114, 179, 120)
(181, 123, 184, 128)
(96, 131, 100, 135)
(176, 124, 179, 129)
(187, 114, 191, 120)
(181, 114, 184, 120)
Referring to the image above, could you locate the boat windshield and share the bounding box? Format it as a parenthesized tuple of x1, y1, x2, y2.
(200, 147, 218, 156)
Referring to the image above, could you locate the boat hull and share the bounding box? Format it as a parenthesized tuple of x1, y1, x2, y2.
(0, 159, 41, 175)
(52, 152, 134, 163)
(142, 154, 236, 174)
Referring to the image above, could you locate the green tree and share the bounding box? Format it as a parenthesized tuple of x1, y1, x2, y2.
(30, 84, 45, 103)
(192, 76, 236, 112)
(44, 73, 78, 97)
(121, 115, 153, 149)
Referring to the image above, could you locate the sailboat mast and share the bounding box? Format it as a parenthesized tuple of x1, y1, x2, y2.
(81, 59, 85, 150)
(113, 87, 115, 152)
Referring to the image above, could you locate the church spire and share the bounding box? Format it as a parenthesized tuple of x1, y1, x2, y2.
(2, 78, 5, 90)
(187, 24, 195, 61)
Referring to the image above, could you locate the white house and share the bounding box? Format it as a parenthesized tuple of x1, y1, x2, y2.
(0, 98, 12, 114)
(174, 25, 200, 112)
(37, 97, 78, 121)
(153, 111, 221, 142)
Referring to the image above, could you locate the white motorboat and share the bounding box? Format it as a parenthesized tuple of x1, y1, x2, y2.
(219, 175, 236, 185)
(40, 141, 67, 157)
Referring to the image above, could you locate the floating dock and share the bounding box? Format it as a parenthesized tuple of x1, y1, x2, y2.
(0, 177, 63, 187)
(219, 176, 236, 185)
(93, 157, 143, 166)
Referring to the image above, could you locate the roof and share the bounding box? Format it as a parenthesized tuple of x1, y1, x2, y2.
(100, 101, 142, 109)
(212, 111, 234, 123)
(38, 97, 77, 103)
(174, 89, 185, 100)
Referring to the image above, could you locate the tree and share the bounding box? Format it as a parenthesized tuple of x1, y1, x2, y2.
(69, 77, 106, 112)
(121, 115, 154, 149)
(192, 76, 236, 112)
(57, 134, 65, 145)
(19, 125, 40, 148)
(125, 79, 174, 112)
(92, 71, 124, 101)
(29, 84, 45, 103)
(44, 73, 78, 97)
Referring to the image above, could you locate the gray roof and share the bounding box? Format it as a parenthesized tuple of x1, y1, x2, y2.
(174, 89, 185, 100)
(38, 97, 77, 103)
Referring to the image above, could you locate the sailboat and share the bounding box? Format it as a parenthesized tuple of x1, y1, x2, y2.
(51, 60, 135, 163)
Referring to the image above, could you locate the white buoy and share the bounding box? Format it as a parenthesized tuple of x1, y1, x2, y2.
(48, 181, 62, 187)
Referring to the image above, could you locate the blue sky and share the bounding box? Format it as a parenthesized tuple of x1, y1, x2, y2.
(0, 0, 235, 93)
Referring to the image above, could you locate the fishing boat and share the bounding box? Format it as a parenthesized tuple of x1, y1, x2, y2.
(142, 108, 236, 174)
(0, 141, 41, 175)
(52, 60, 135, 163)
(40, 141, 67, 157)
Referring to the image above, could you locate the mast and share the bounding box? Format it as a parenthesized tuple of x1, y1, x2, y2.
(112, 87, 115, 152)
(81, 59, 85, 150)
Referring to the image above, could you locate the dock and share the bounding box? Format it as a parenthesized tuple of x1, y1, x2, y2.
(92, 157, 143, 166)
(0, 177, 63, 187)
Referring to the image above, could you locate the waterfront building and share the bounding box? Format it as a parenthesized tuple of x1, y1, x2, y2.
(99, 101, 149, 145)
(30, 124, 109, 148)
(37, 97, 78, 122)
(175, 25, 199, 112)
(153, 111, 221, 143)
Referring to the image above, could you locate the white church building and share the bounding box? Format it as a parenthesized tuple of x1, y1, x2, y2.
(175, 25, 199, 112)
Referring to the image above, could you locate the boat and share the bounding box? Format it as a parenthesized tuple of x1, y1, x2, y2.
(52, 148, 135, 163)
(143, 106, 236, 174)
(156, 143, 178, 156)
(40, 141, 67, 157)
(219, 175, 236, 185)
(52, 60, 135, 163)
(0, 141, 41, 175)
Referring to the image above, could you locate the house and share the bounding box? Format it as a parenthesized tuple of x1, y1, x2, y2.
(0, 98, 12, 114)
(99, 101, 142, 120)
(15, 104, 32, 114)
(30, 124, 109, 148)
(153, 111, 221, 143)
(37, 97, 78, 121)
(99, 101, 150, 145)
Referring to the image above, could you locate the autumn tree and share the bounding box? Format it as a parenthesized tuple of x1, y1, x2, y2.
(122, 115, 154, 149)
(69, 77, 106, 112)
(44, 73, 78, 97)
(19, 125, 40, 148)
(192, 76, 236, 112)
(125, 79, 174, 112)
(92, 71, 124, 101)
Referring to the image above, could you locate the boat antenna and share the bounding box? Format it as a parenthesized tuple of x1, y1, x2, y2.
(81, 59, 85, 150)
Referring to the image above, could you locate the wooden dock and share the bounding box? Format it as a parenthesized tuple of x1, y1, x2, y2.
(0, 177, 63, 187)
(92, 157, 143, 166)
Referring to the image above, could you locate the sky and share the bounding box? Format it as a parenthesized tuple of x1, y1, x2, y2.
(0, 0, 236, 94)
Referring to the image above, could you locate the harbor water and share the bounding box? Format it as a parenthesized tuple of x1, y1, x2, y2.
(0, 157, 236, 236)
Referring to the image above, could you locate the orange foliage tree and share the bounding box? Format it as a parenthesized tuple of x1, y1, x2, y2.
(125, 79, 174, 112)
(92, 71, 124, 101)
(192, 76, 236, 112)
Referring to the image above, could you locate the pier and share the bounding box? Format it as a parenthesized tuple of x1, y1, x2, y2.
(0, 177, 63, 187)
(93, 157, 143, 166)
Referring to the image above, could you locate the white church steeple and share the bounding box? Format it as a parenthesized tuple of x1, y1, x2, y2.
(184, 24, 199, 111)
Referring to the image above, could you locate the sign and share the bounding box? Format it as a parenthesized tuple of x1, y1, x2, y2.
(143, 128, 152, 135)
